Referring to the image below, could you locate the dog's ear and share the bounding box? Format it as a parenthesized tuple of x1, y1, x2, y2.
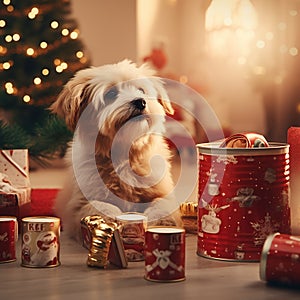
(50, 72, 91, 131)
(151, 77, 174, 115)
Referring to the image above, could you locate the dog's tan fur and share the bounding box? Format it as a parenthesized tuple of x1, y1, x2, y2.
(51, 60, 182, 241)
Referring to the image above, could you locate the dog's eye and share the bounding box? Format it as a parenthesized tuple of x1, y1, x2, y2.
(104, 86, 119, 102)
(138, 88, 145, 94)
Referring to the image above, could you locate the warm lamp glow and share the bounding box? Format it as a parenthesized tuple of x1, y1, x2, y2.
(205, 0, 257, 57)
(205, 0, 257, 31)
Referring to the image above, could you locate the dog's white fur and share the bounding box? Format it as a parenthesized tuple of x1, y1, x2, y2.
(51, 60, 182, 241)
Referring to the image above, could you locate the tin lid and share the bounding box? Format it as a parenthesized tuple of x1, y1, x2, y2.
(197, 142, 289, 156)
(21, 216, 60, 223)
(147, 227, 185, 234)
(116, 213, 147, 222)
(0, 216, 17, 221)
(259, 232, 280, 281)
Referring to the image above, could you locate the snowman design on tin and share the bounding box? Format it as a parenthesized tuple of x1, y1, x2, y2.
(206, 169, 219, 196)
(30, 231, 59, 266)
(201, 200, 230, 234)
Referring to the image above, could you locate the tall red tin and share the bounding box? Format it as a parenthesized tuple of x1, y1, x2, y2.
(197, 142, 291, 261)
(260, 233, 300, 286)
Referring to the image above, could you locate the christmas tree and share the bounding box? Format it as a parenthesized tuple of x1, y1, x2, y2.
(0, 0, 90, 163)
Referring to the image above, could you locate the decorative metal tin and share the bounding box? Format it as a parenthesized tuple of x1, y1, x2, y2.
(260, 233, 300, 287)
(144, 227, 185, 282)
(116, 213, 147, 262)
(0, 216, 17, 263)
(21, 216, 60, 268)
(197, 142, 291, 261)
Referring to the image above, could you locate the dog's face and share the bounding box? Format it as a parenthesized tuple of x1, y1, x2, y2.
(51, 60, 174, 146)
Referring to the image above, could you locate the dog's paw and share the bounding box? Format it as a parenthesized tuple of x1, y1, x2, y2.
(144, 198, 183, 227)
(90, 200, 122, 221)
(147, 217, 178, 227)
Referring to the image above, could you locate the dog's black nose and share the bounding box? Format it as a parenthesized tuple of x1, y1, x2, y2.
(132, 98, 146, 111)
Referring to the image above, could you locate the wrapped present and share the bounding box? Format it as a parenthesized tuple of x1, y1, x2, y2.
(180, 201, 198, 234)
(0, 149, 31, 219)
(0, 149, 30, 188)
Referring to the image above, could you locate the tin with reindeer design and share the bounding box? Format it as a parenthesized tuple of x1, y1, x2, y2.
(197, 139, 291, 261)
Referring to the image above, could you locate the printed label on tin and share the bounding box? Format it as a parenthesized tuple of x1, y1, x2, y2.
(21, 217, 60, 267)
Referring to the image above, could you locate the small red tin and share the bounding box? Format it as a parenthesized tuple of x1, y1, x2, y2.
(260, 233, 300, 286)
(21, 216, 60, 268)
(116, 213, 147, 262)
(0, 216, 17, 263)
(144, 227, 185, 282)
(197, 142, 291, 261)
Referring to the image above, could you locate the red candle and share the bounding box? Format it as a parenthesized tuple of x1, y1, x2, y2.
(287, 127, 300, 234)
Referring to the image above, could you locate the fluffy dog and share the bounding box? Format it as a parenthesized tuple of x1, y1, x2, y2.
(51, 60, 182, 241)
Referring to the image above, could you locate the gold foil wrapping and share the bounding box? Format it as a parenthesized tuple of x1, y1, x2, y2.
(81, 215, 118, 268)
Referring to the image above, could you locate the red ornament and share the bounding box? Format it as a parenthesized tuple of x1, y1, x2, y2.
(143, 48, 167, 70)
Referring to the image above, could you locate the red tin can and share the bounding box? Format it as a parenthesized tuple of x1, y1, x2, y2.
(21, 216, 60, 268)
(144, 227, 185, 282)
(0, 216, 18, 263)
(116, 213, 147, 262)
(197, 142, 291, 261)
(260, 233, 300, 286)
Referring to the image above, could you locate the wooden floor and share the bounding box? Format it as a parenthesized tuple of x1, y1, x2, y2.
(1, 233, 300, 300)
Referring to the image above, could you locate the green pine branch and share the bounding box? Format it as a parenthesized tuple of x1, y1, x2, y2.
(0, 116, 73, 166)
(0, 120, 31, 149)
(30, 115, 73, 161)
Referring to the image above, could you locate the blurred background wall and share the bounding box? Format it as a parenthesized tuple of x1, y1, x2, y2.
(72, 0, 300, 142)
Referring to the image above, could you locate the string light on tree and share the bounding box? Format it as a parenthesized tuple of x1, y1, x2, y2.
(0, 0, 90, 162)
(50, 20, 59, 29)
(40, 41, 48, 49)
(26, 47, 35, 56)
(23, 95, 31, 103)
(28, 7, 39, 19)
